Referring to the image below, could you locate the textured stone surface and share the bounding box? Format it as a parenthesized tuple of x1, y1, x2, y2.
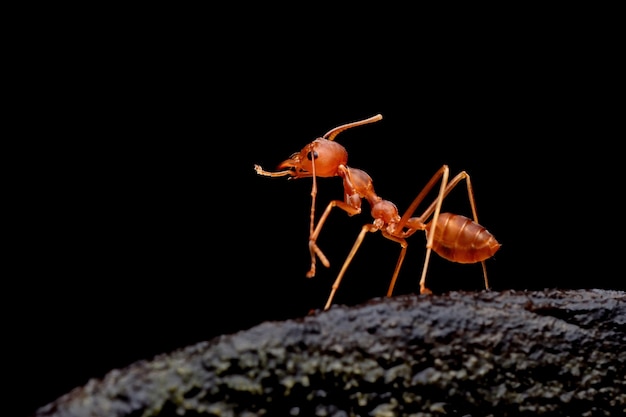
(34, 289, 626, 417)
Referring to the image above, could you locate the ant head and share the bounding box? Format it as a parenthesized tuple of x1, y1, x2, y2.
(277, 138, 348, 178)
(255, 114, 382, 179)
(277, 114, 383, 179)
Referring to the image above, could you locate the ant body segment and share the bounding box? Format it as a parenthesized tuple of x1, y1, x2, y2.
(254, 114, 500, 310)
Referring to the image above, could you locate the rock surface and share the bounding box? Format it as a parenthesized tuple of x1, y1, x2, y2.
(34, 289, 626, 417)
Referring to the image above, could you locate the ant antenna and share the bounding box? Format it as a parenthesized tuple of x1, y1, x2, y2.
(323, 114, 382, 141)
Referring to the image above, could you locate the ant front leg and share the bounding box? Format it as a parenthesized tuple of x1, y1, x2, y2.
(306, 165, 362, 278)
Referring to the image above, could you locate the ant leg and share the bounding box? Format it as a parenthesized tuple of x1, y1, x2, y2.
(381, 232, 408, 297)
(458, 173, 490, 291)
(306, 153, 329, 277)
(409, 168, 491, 292)
(307, 164, 362, 278)
(307, 200, 361, 278)
(421, 170, 491, 290)
(324, 224, 378, 310)
(480, 261, 490, 290)
(418, 166, 449, 295)
(392, 165, 451, 294)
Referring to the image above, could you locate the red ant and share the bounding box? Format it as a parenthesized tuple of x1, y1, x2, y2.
(254, 114, 500, 310)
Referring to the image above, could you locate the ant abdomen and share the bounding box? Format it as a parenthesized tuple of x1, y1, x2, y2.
(427, 212, 501, 264)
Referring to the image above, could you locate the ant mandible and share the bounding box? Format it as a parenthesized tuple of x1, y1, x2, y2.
(254, 114, 501, 310)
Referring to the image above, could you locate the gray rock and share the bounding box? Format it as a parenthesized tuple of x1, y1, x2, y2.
(34, 289, 626, 417)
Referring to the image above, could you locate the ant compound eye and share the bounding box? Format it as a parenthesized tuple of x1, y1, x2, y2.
(307, 151, 319, 160)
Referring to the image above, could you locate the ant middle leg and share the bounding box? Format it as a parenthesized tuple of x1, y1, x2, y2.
(323, 223, 378, 310)
(323, 226, 409, 310)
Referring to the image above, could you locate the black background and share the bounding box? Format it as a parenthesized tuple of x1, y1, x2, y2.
(13, 9, 624, 417)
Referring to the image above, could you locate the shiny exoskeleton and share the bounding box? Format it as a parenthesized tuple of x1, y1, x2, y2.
(254, 114, 500, 310)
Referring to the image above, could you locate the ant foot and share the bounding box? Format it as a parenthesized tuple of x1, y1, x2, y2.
(420, 286, 433, 295)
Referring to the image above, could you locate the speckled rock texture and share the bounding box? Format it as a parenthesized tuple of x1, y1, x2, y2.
(34, 289, 625, 417)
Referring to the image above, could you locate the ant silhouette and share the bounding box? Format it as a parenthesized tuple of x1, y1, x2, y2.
(254, 114, 500, 310)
